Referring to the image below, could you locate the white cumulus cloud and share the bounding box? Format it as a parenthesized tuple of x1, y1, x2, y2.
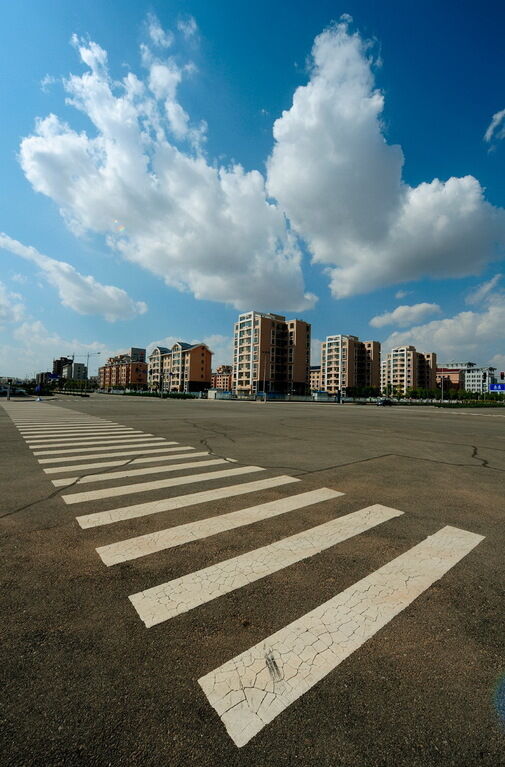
(267, 20, 505, 298)
(0, 234, 147, 322)
(19, 31, 315, 313)
(381, 291, 505, 363)
(0, 320, 111, 378)
(370, 302, 441, 328)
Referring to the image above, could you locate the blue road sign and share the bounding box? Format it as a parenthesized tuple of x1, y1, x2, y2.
(489, 384, 505, 391)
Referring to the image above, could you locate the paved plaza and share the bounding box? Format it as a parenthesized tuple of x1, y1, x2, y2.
(1, 396, 504, 766)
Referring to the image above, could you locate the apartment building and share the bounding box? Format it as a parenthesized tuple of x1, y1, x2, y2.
(232, 311, 311, 395)
(463, 366, 497, 394)
(436, 363, 469, 390)
(52, 356, 72, 377)
(381, 346, 437, 394)
(320, 335, 380, 395)
(147, 342, 212, 392)
(62, 362, 88, 381)
(211, 365, 233, 391)
(309, 366, 322, 391)
(99, 348, 147, 390)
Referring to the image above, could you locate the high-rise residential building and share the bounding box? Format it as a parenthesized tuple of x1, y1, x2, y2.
(52, 356, 72, 377)
(62, 362, 88, 381)
(211, 365, 233, 391)
(99, 348, 147, 390)
(232, 311, 311, 395)
(147, 342, 212, 392)
(381, 346, 437, 394)
(309, 366, 322, 391)
(320, 335, 380, 395)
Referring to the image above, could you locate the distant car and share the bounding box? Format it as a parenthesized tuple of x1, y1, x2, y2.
(13, 388, 27, 396)
(376, 398, 393, 406)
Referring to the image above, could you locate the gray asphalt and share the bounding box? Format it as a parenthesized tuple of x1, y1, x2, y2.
(1, 395, 504, 766)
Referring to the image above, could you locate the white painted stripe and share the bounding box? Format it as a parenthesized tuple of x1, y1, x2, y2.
(19, 426, 135, 439)
(52, 458, 227, 486)
(13, 419, 109, 425)
(98, 488, 344, 566)
(77, 476, 298, 528)
(198, 525, 484, 747)
(43, 451, 207, 474)
(130, 504, 402, 627)
(37, 445, 189, 463)
(16, 420, 118, 427)
(28, 434, 159, 448)
(24, 430, 141, 441)
(17, 423, 115, 429)
(63, 465, 265, 505)
(34, 440, 168, 456)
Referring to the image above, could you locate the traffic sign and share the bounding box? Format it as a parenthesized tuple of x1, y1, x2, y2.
(489, 384, 505, 391)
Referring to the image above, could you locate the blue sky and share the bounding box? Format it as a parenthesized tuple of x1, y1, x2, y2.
(1, 0, 504, 377)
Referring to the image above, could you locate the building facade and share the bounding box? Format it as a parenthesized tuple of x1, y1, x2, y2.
(211, 365, 233, 391)
(320, 335, 380, 395)
(463, 366, 497, 394)
(99, 348, 147, 390)
(52, 357, 72, 377)
(232, 311, 311, 395)
(309, 366, 322, 391)
(381, 346, 437, 395)
(62, 362, 88, 381)
(147, 342, 212, 392)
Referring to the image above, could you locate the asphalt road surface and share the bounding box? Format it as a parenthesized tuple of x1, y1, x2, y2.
(1, 395, 504, 767)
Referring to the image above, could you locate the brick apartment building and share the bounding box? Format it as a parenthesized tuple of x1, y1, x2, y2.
(381, 346, 437, 394)
(320, 335, 380, 395)
(232, 311, 311, 395)
(99, 348, 147, 390)
(148, 342, 212, 392)
(211, 365, 233, 391)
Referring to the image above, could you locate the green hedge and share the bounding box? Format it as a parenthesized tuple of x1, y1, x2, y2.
(435, 401, 505, 408)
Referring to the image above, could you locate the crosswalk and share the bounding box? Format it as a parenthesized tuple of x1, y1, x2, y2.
(2, 401, 485, 748)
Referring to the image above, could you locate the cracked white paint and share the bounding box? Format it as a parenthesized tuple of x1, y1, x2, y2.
(76, 476, 298, 528)
(98, 488, 344, 566)
(28, 434, 160, 449)
(52, 457, 227, 487)
(198, 525, 484, 747)
(37, 444, 187, 464)
(34, 440, 169, 456)
(63, 465, 265, 505)
(43, 450, 206, 474)
(129, 505, 402, 628)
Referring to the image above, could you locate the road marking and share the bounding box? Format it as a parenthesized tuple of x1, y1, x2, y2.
(52, 457, 228, 486)
(37, 445, 190, 463)
(20, 428, 137, 437)
(25, 431, 142, 442)
(17, 422, 118, 429)
(129, 504, 401, 627)
(63, 466, 265, 504)
(28, 434, 160, 448)
(198, 524, 484, 747)
(43, 451, 208, 474)
(98, 488, 344, 566)
(77, 476, 299, 528)
(34, 440, 169, 456)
